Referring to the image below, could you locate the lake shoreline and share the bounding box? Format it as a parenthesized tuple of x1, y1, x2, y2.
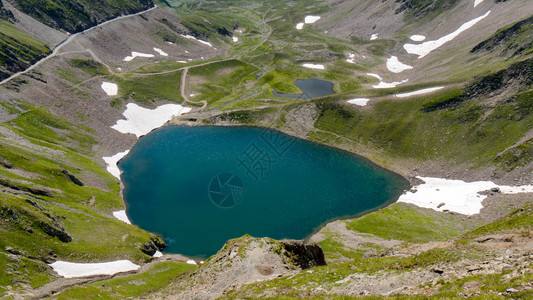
(118, 124, 409, 257)
(106, 107, 532, 258)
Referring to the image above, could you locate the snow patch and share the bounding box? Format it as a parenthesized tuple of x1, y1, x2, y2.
(403, 11, 491, 58)
(410, 35, 426, 42)
(347, 98, 370, 106)
(186, 259, 197, 265)
(153, 47, 168, 56)
(386, 56, 413, 73)
(176, 60, 187, 63)
(302, 63, 325, 70)
(232, 36, 239, 42)
(153, 251, 163, 258)
(101, 82, 118, 96)
(399, 177, 533, 215)
(49, 260, 140, 278)
(346, 53, 356, 64)
(102, 150, 129, 179)
(370, 33, 378, 40)
(367, 72, 408, 88)
(112, 210, 131, 224)
(296, 15, 320, 30)
(394, 87, 444, 98)
(111, 103, 191, 138)
(366, 73, 382, 80)
(474, 0, 484, 7)
(499, 185, 533, 194)
(180, 34, 213, 47)
(304, 16, 321, 24)
(123, 51, 154, 62)
(373, 79, 408, 89)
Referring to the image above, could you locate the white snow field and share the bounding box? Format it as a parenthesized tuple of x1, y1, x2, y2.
(403, 11, 491, 58)
(123, 51, 155, 62)
(386, 56, 413, 73)
(347, 98, 370, 106)
(111, 103, 191, 138)
(394, 87, 444, 98)
(102, 150, 129, 179)
(49, 260, 140, 278)
(399, 177, 533, 215)
(302, 63, 325, 70)
(101, 82, 118, 96)
(112, 210, 132, 224)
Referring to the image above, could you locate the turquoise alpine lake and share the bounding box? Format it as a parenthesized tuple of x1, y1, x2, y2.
(119, 126, 409, 258)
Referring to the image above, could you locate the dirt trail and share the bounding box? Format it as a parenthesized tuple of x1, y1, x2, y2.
(0, 6, 156, 86)
(180, 67, 189, 102)
(180, 67, 207, 109)
(497, 127, 533, 156)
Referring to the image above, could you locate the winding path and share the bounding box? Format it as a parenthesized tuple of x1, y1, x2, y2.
(179, 67, 207, 109)
(0, 6, 156, 86)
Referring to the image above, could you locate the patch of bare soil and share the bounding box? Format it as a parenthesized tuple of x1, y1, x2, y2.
(310, 220, 401, 263)
(144, 237, 324, 300)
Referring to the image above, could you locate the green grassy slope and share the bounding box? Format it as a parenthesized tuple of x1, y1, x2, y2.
(345, 203, 480, 244)
(0, 101, 161, 296)
(49, 261, 196, 299)
(0, 21, 50, 80)
(471, 14, 533, 57)
(311, 58, 533, 170)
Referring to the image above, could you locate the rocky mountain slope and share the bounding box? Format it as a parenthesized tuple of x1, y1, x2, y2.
(6, 0, 153, 33)
(145, 236, 326, 299)
(0, 0, 531, 298)
(0, 0, 154, 80)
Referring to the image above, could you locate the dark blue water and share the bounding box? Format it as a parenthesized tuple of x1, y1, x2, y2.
(273, 78, 335, 99)
(119, 126, 408, 258)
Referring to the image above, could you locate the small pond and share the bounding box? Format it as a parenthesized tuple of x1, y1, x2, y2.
(273, 78, 335, 99)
